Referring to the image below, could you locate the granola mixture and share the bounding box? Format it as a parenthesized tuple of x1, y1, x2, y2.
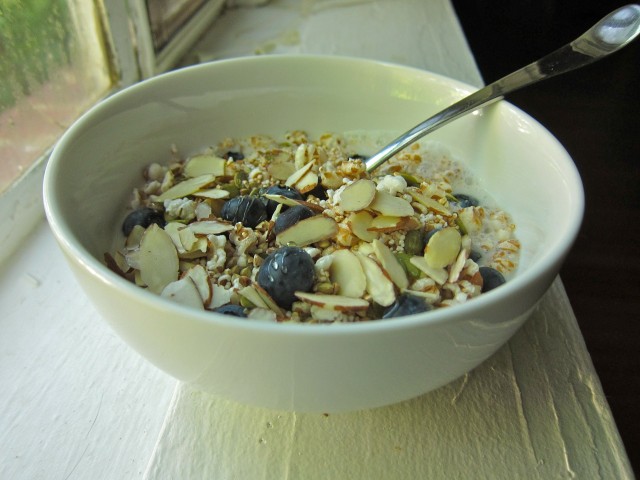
(105, 131, 520, 322)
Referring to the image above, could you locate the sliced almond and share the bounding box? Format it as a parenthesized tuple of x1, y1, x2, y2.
(320, 168, 343, 189)
(134, 269, 145, 287)
(164, 222, 187, 252)
(294, 170, 319, 194)
(268, 160, 296, 181)
(276, 215, 338, 247)
(247, 308, 278, 322)
(178, 238, 208, 258)
(369, 190, 414, 217)
(404, 288, 440, 302)
(409, 256, 448, 285)
(294, 199, 326, 213)
(367, 215, 403, 233)
(113, 250, 132, 275)
(161, 277, 204, 309)
(252, 283, 285, 317)
(138, 224, 179, 293)
(184, 264, 212, 305)
(192, 188, 230, 200)
(448, 235, 472, 283)
(329, 249, 367, 298)
(262, 194, 325, 213)
(209, 283, 233, 309)
(338, 179, 376, 211)
(294, 143, 326, 170)
(294, 143, 312, 170)
(457, 207, 482, 234)
(367, 215, 420, 233)
(183, 154, 226, 178)
(125, 249, 141, 270)
(238, 285, 268, 309)
(125, 224, 146, 250)
(372, 239, 409, 290)
(285, 161, 314, 188)
(179, 260, 197, 272)
(356, 253, 396, 307)
(373, 216, 420, 234)
(263, 193, 300, 209)
(239, 284, 284, 317)
(161, 169, 174, 192)
(153, 174, 216, 201)
(408, 190, 451, 215)
(294, 292, 370, 311)
(188, 220, 234, 235)
(347, 211, 379, 242)
(310, 305, 346, 322)
(357, 242, 375, 257)
(178, 226, 198, 251)
(104, 252, 129, 278)
(424, 227, 462, 269)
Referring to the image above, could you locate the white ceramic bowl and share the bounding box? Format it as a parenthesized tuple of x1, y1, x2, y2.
(43, 55, 583, 413)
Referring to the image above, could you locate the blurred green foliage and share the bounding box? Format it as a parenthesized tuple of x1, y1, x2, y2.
(0, 0, 73, 109)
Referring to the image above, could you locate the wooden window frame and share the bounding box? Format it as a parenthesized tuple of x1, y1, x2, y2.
(114, 0, 226, 80)
(0, 0, 228, 263)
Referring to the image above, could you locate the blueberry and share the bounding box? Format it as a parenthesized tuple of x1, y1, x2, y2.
(304, 182, 328, 200)
(479, 266, 506, 293)
(122, 207, 165, 236)
(273, 205, 314, 235)
(450, 193, 479, 209)
(220, 195, 267, 228)
(382, 294, 431, 319)
(261, 185, 303, 216)
(469, 249, 483, 263)
(225, 151, 244, 161)
(213, 304, 247, 317)
(423, 228, 441, 245)
(257, 246, 315, 309)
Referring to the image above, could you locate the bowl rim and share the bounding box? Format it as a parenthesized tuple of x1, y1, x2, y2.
(43, 53, 585, 336)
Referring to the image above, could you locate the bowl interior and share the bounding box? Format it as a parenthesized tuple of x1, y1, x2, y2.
(45, 55, 583, 319)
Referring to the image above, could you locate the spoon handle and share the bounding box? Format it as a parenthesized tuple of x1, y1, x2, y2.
(364, 4, 640, 173)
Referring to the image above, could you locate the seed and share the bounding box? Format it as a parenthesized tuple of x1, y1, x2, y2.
(220, 183, 241, 198)
(403, 229, 425, 256)
(454, 216, 468, 235)
(397, 172, 423, 187)
(395, 252, 422, 281)
(315, 282, 336, 294)
(234, 170, 249, 187)
(240, 296, 255, 308)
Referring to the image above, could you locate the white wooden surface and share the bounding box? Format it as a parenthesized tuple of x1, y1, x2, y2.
(144, 281, 629, 479)
(0, 0, 633, 479)
(0, 223, 176, 479)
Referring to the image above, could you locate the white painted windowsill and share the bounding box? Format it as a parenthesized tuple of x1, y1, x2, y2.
(0, 1, 633, 479)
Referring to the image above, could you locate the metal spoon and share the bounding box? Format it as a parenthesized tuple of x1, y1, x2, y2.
(365, 4, 640, 173)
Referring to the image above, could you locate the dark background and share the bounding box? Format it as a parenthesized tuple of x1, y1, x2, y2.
(451, 0, 639, 473)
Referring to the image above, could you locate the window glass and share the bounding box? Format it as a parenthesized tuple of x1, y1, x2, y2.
(0, 0, 112, 193)
(145, 0, 206, 53)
